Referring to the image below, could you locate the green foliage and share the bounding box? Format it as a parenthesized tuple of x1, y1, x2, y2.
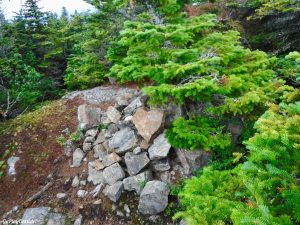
(69, 128, 84, 142)
(166, 116, 231, 151)
(276, 51, 300, 86)
(108, 12, 294, 163)
(174, 96, 300, 224)
(56, 134, 67, 146)
(251, 0, 300, 18)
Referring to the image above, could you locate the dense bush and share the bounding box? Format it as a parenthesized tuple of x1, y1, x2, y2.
(174, 92, 300, 224)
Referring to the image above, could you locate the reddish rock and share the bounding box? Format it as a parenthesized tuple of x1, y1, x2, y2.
(132, 108, 164, 142)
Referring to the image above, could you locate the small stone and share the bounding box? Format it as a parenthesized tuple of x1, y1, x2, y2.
(106, 181, 124, 202)
(123, 96, 146, 115)
(149, 215, 160, 223)
(71, 175, 80, 188)
(109, 127, 138, 154)
(132, 108, 164, 142)
(93, 199, 102, 205)
(103, 163, 125, 185)
(93, 133, 105, 146)
(112, 204, 117, 211)
(116, 95, 129, 106)
(7, 156, 20, 176)
(107, 106, 122, 123)
(64, 140, 74, 157)
(83, 142, 92, 152)
(90, 183, 105, 198)
(123, 170, 152, 194)
(102, 153, 122, 167)
(85, 128, 98, 138)
(124, 152, 150, 176)
(56, 193, 66, 199)
(151, 158, 171, 172)
(138, 180, 170, 215)
(90, 159, 105, 170)
(87, 162, 104, 185)
(77, 190, 88, 198)
(116, 210, 124, 217)
(124, 204, 130, 214)
(133, 147, 141, 155)
(93, 144, 107, 160)
(84, 136, 95, 143)
(62, 128, 69, 134)
(73, 148, 85, 167)
(148, 133, 171, 160)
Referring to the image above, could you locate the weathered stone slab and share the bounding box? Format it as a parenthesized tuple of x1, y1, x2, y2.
(108, 127, 138, 154)
(138, 181, 169, 215)
(148, 133, 171, 160)
(78, 104, 101, 129)
(103, 163, 125, 185)
(123, 170, 152, 194)
(124, 152, 150, 176)
(175, 149, 209, 175)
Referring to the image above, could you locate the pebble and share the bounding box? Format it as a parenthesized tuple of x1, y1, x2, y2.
(56, 193, 67, 199)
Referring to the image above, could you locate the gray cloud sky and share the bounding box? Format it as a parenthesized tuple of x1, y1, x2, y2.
(1, 0, 94, 19)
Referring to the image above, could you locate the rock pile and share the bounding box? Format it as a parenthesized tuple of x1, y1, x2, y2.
(67, 90, 209, 215)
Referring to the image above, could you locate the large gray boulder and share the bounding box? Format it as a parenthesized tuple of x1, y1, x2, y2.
(123, 170, 152, 194)
(148, 133, 171, 160)
(175, 149, 209, 175)
(87, 162, 105, 185)
(103, 163, 125, 185)
(138, 180, 169, 215)
(124, 152, 150, 176)
(106, 181, 124, 202)
(73, 148, 85, 167)
(77, 104, 101, 129)
(108, 127, 138, 154)
(21, 207, 50, 225)
(132, 108, 164, 142)
(64, 86, 138, 105)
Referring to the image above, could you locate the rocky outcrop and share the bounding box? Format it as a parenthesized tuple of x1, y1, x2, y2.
(64, 89, 210, 217)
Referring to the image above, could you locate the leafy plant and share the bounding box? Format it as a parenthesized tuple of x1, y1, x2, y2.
(56, 134, 67, 146)
(174, 95, 300, 224)
(69, 128, 84, 142)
